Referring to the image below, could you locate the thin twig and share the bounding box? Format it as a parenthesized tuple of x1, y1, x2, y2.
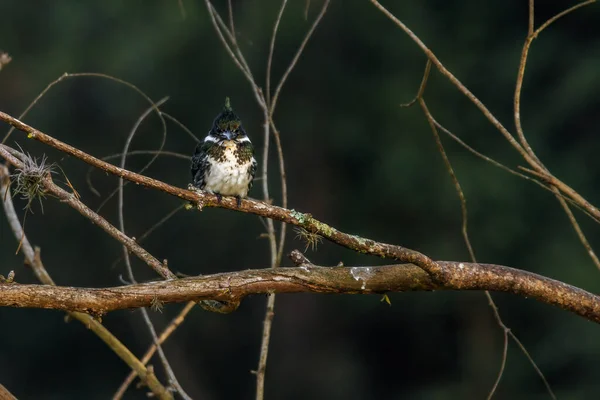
(86, 150, 190, 197)
(528, 0, 534, 36)
(209, 3, 256, 89)
(256, 4, 330, 395)
(0, 144, 176, 280)
(554, 188, 600, 271)
(2, 72, 166, 145)
(266, 0, 289, 108)
(514, 0, 595, 165)
(270, 0, 330, 115)
(421, 98, 510, 397)
(484, 293, 511, 400)
(419, 100, 556, 399)
(204, 1, 266, 108)
(0, 131, 444, 281)
(513, 0, 600, 275)
(227, 0, 236, 44)
(270, 120, 288, 266)
(254, 293, 276, 400)
(433, 119, 600, 224)
(161, 111, 200, 143)
(96, 96, 169, 212)
(304, 0, 311, 20)
(0, 165, 173, 400)
(117, 102, 191, 399)
(110, 204, 186, 272)
(400, 60, 432, 108)
(113, 302, 196, 400)
(368, 0, 600, 225)
(177, 0, 186, 19)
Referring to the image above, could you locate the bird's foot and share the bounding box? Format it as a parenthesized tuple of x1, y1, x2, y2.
(215, 193, 223, 203)
(235, 195, 242, 207)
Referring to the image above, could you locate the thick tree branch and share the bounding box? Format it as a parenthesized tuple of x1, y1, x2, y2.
(0, 112, 444, 282)
(1, 252, 599, 323)
(1, 113, 599, 323)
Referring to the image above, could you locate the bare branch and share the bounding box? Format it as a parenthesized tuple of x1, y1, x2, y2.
(0, 383, 17, 400)
(2, 113, 600, 325)
(178, 0, 187, 19)
(368, 0, 600, 224)
(117, 101, 190, 399)
(528, 0, 534, 36)
(2, 72, 166, 145)
(86, 150, 189, 197)
(266, 0, 289, 108)
(514, 0, 596, 165)
(419, 101, 554, 398)
(270, 0, 330, 114)
(254, 293, 276, 399)
(400, 60, 432, 108)
(0, 116, 458, 281)
(0, 144, 176, 280)
(0, 165, 173, 400)
(554, 188, 600, 271)
(204, 1, 266, 108)
(114, 301, 196, 399)
(1, 255, 599, 323)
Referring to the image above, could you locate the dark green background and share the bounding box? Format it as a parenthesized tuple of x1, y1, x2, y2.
(1, 1, 600, 399)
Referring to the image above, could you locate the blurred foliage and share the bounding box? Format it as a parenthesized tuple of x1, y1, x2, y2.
(1, 0, 600, 399)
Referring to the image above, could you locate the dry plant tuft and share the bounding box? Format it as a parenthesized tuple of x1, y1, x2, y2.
(11, 150, 55, 212)
(294, 227, 323, 251)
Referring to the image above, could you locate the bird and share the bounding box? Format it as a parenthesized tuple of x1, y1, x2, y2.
(190, 97, 257, 207)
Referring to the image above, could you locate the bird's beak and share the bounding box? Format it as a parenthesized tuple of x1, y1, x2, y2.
(224, 130, 235, 140)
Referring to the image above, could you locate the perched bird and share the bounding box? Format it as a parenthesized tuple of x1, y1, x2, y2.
(190, 98, 257, 206)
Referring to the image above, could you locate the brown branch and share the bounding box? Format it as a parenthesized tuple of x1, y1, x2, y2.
(419, 100, 555, 398)
(269, 0, 330, 115)
(114, 301, 196, 400)
(0, 165, 173, 400)
(514, 0, 595, 167)
(400, 60, 432, 108)
(0, 114, 444, 281)
(554, 187, 600, 271)
(0, 383, 17, 400)
(369, 0, 600, 224)
(1, 253, 599, 323)
(265, 0, 288, 108)
(0, 143, 176, 281)
(1, 114, 599, 325)
(116, 102, 190, 399)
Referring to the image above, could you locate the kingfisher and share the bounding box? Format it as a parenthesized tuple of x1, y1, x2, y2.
(190, 98, 257, 206)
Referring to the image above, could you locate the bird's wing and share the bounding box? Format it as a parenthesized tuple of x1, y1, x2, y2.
(191, 140, 213, 189)
(248, 157, 258, 191)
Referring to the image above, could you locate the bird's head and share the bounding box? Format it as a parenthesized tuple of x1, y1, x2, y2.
(210, 97, 248, 142)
